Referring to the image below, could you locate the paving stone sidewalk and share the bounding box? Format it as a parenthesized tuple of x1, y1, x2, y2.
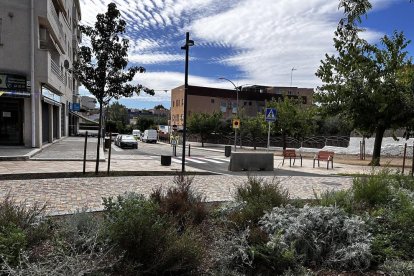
(0, 174, 352, 216)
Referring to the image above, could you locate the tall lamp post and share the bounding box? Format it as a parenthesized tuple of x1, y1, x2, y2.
(290, 67, 297, 87)
(219, 77, 240, 151)
(181, 32, 194, 173)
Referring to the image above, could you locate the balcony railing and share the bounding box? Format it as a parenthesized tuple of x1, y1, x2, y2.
(49, 0, 64, 39)
(50, 59, 63, 83)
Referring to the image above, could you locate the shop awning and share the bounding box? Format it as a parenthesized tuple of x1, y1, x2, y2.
(0, 90, 31, 98)
(70, 111, 99, 125)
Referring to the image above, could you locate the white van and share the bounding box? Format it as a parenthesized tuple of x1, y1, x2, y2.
(132, 129, 141, 140)
(142, 129, 158, 143)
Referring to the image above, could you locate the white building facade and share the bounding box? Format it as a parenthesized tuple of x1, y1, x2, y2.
(0, 0, 81, 147)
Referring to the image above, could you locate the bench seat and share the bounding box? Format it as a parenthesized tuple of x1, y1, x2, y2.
(313, 151, 334, 169)
(282, 149, 302, 167)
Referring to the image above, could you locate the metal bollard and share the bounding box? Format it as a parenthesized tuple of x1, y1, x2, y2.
(188, 144, 191, 156)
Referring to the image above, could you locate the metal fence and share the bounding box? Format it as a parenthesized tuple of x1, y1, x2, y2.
(186, 134, 350, 149)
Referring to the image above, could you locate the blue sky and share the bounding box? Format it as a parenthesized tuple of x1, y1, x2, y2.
(79, 0, 414, 110)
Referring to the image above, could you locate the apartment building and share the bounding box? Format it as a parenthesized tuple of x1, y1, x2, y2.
(170, 85, 313, 128)
(0, 0, 81, 147)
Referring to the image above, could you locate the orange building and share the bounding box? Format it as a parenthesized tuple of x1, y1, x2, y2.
(170, 85, 313, 129)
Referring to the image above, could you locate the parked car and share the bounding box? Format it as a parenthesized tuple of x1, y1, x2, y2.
(115, 134, 138, 149)
(142, 129, 158, 143)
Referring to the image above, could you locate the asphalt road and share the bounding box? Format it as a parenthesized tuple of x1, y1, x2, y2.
(109, 140, 327, 177)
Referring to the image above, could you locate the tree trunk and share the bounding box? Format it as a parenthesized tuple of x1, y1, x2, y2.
(282, 132, 287, 150)
(201, 135, 204, 147)
(370, 125, 386, 166)
(95, 102, 103, 174)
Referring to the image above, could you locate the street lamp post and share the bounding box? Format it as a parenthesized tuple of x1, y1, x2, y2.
(219, 77, 240, 151)
(290, 67, 297, 87)
(181, 32, 194, 173)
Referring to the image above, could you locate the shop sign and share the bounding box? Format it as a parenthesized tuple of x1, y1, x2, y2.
(0, 74, 27, 91)
(42, 86, 61, 103)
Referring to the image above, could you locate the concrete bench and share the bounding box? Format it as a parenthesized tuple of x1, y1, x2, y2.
(229, 152, 274, 171)
(313, 151, 334, 170)
(282, 149, 302, 167)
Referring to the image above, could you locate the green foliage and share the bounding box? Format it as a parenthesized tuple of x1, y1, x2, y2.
(187, 112, 223, 147)
(259, 205, 372, 270)
(380, 259, 414, 275)
(240, 114, 266, 150)
(154, 104, 165, 110)
(231, 176, 289, 226)
(0, 224, 27, 266)
(353, 173, 392, 208)
(267, 97, 315, 149)
(315, 0, 414, 165)
(72, 2, 154, 172)
(318, 189, 354, 213)
(314, 114, 353, 136)
(319, 169, 414, 264)
(106, 101, 129, 133)
(150, 175, 208, 230)
(0, 195, 49, 269)
(102, 193, 203, 275)
(135, 116, 155, 131)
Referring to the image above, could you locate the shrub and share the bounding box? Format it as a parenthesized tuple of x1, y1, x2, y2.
(0, 224, 27, 266)
(259, 205, 372, 271)
(150, 174, 207, 230)
(380, 259, 414, 275)
(318, 189, 354, 213)
(103, 193, 204, 275)
(0, 195, 49, 269)
(230, 176, 289, 226)
(353, 172, 392, 209)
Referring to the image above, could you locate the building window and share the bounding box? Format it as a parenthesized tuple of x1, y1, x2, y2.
(211, 98, 215, 104)
(249, 102, 252, 106)
(244, 102, 247, 106)
(172, 101, 174, 107)
(181, 99, 184, 106)
(220, 102, 226, 112)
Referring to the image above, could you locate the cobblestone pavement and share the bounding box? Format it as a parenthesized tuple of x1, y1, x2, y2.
(0, 174, 352, 215)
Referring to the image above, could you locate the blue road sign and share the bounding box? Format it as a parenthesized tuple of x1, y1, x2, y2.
(265, 108, 277, 122)
(71, 103, 81, 111)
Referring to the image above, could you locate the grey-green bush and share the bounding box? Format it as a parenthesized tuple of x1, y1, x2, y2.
(259, 205, 372, 270)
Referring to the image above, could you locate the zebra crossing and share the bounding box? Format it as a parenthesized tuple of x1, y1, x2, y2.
(151, 155, 230, 164)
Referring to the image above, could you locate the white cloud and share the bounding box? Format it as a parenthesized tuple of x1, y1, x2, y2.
(189, 0, 387, 88)
(128, 53, 184, 64)
(79, 0, 398, 101)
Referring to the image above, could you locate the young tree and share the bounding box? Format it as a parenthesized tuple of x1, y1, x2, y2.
(241, 114, 266, 150)
(187, 112, 222, 147)
(267, 97, 315, 150)
(315, 0, 414, 165)
(73, 3, 153, 173)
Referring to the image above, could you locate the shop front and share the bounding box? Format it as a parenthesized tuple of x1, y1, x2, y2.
(0, 73, 29, 145)
(42, 86, 61, 144)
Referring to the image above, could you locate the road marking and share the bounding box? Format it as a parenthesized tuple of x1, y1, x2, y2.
(211, 157, 230, 162)
(171, 158, 187, 164)
(111, 145, 124, 152)
(193, 157, 224, 164)
(186, 157, 206, 163)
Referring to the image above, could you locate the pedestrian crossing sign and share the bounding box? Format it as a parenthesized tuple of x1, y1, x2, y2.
(265, 108, 277, 122)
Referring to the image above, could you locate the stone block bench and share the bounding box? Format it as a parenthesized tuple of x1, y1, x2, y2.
(228, 152, 274, 171)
